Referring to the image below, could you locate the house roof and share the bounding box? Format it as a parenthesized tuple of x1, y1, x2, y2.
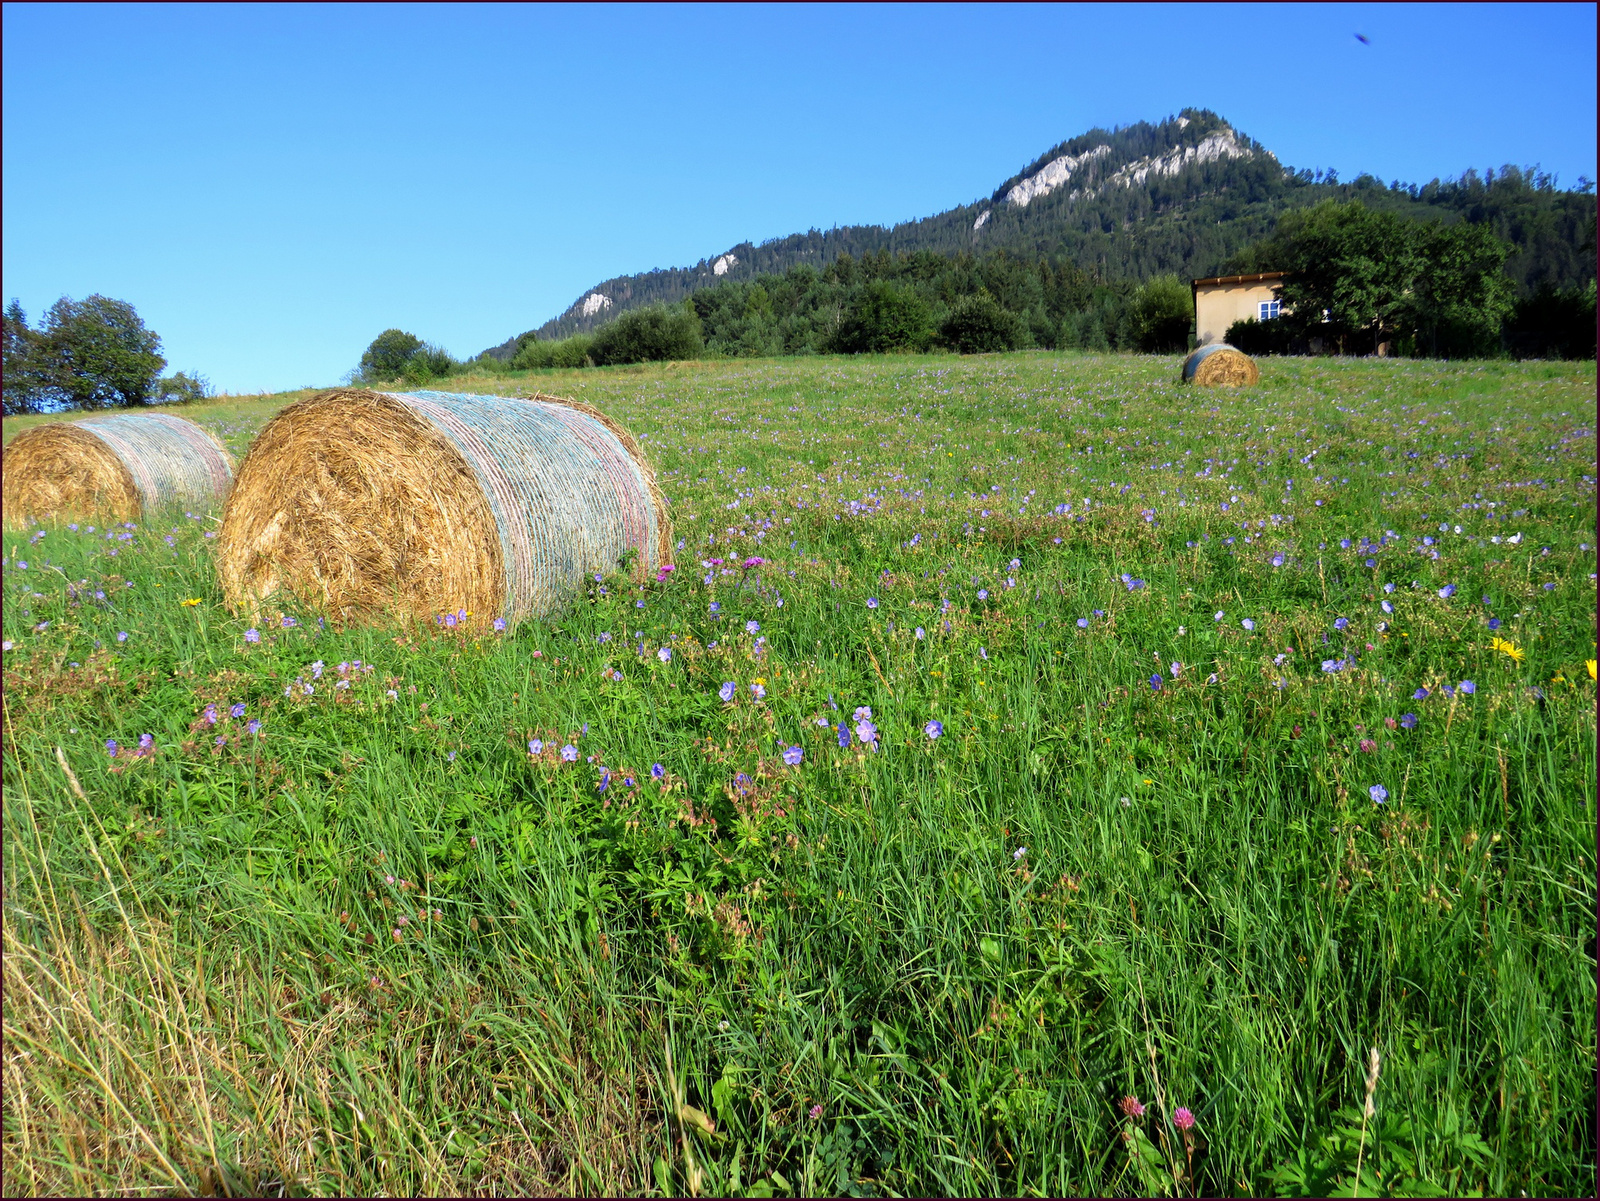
(1191, 271, 1289, 290)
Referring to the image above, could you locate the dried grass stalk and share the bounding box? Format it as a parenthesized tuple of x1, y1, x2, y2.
(3, 413, 236, 530)
(1181, 345, 1260, 387)
(215, 388, 673, 628)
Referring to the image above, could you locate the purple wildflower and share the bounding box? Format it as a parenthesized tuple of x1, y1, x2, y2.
(924, 719, 943, 740)
(782, 745, 803, 767)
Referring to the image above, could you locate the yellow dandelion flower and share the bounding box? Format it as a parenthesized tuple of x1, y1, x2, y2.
(1588, 659, 1597, 682)
(1490, 637, 1524, 663)
(180, 597, 202, 607)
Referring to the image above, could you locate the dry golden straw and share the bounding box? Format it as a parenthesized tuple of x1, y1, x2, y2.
(215, 388, 673, 629)
(2, 412, 235, 530)
(1181, 344, 1260, 388)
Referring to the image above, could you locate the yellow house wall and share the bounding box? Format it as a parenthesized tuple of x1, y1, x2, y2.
(1195, 282, 1285, 346)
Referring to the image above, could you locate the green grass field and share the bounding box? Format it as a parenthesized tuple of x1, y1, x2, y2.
(3, 350, 1595, 1197)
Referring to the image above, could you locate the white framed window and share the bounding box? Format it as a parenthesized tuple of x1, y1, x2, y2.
(1259, 300, 1282, 321)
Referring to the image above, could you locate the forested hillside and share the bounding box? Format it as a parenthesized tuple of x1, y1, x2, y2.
(482, 108, 1595, 358)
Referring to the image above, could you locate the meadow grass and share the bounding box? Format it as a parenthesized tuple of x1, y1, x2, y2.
(3, 350, 1595, 1197)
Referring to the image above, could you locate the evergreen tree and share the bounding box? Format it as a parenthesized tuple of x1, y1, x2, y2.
(3, 299, 47, 415)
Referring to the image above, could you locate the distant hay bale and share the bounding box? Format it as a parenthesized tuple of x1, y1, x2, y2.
(216, 388, 673, 628)
(1181, 344, 1259, 387)
(2, 412, 236, 530)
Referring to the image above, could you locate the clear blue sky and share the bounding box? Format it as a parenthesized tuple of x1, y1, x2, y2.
(3, 2, 1594, 394)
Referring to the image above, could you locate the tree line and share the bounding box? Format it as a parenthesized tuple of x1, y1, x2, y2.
(452, 195, 1590, 373)
(1225, 199, 1596, 359)
(3, 296, 210, 416)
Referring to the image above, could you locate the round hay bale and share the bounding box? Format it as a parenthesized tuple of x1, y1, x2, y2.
(1181, 344, 1259, 387)
(216, 388, 673, 628)
(3, 412, 236, 530)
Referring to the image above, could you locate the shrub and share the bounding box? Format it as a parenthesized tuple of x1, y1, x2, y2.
(588, 304, 703, 366)
(357, 331, 459, 384)
(1225, 317, 1299, 356)
(154, 372, 213, 404)
(1502, 281, 1596, 360)
(831, 282, 935, 354)
(1128, 274, 1195, 353)
(512, 334, 596, 370)
(939, 292, 1025, 354)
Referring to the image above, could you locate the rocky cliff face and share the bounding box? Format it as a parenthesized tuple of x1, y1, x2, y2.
(1001, 125, 1261, 210)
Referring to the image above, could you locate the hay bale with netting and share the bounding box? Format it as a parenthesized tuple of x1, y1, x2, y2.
(1181, 344, 1259, 387)
(3, 412, 236, 530)
(216, 388, 673, 628)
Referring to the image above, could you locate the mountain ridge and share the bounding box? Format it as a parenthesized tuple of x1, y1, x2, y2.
(481, 108, 1595, 357)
